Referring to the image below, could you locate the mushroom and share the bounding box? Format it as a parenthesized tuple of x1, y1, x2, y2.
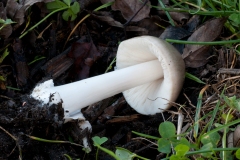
(31, 36, 185, 148)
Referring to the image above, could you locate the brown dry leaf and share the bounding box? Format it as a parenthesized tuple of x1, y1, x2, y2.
(0, 2, 12, 39)
(182, 18, 226, 68)
(233, 125, 240, 147)
(185, 15, 201, 32)
(22, 0, 54, 10)
(160, 26, 191, 40)
(68, 40, 100, 80)
(112, 0, 151, 22)
(12, 39, 29, 88)
(92, 11, 124, 28)
(136, 16, 164, 36)
(6, 0, 25, 29)
(227, 132, 234, 148)
(125, 26, 148, 34)
(160, 26, 191, 53)
(158, 11, 189, 24)
(0, 81, 6, 90)
(6, 0, 54, 30)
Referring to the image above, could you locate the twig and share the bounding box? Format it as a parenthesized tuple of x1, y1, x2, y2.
(218, 68, 240, 75)
(0, 126, 22, 159)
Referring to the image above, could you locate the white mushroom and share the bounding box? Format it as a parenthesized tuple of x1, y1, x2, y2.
(32, 36, 184, 118)
(31, 36, 185, 148)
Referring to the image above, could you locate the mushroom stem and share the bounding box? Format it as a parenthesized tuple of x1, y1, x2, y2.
(37, 59, 163, 116)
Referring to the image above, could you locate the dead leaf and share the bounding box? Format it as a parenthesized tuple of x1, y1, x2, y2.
(227, 132, 233, 148)
(22, 0, 54, 10)
(6, 0, 25, 29)
(12, 39, 29, 88)
(125, 26, 148, 34)
(158, 11, 189, 24)
(136, 16, 164, 36)
(160, 26, 191, 40)
(42, 52, 74, 79)
(0, 80, 6, 90)
(160, 26, 191, 53)
(112, 0, 151, 22)
(92, 11, 124, 28)
(0, 2, 12, 39)
(68, 39, 101, 80)
(182, 18, 227, 68)
(185, 15, 201, 32)
(233, 125, 240, 147)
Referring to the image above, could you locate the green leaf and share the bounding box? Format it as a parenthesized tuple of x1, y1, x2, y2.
(62, 8, 78, 21)
(222, 113, 234, 122)
(0, 75, 6, 81)
(62, 10, 71, 21)
(63, 0, 70, 6)
(201, 132, 220, 148)
(224, 96, 240, 111)
(157, 138, 171, 153)
(229, 13, 240, 27)
(0, 48, 9, 64)
(172, 138, 190, 148)
(4, 19, 16, 25)
(70, 2, 80, 14)
(174, 144, 190, 156)
(46, 0, 67, 10)
(236, 149, 240, 159)
(221, 151, 234, 160)
(170, 155, 181, 160)
(200, 143, 214, 158)
(115, 147, 133, 160)
(0, 19, 5, 24)
(70, 14, 77, 21)
(82, 147, 91, 153)
(185, 72, 205, 84)
(170, 155, 190, 160)
(159, 121, 176, 138)
(92, 136, 108, 146)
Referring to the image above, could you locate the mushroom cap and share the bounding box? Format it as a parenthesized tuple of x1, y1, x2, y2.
(116, 36, 185, 115)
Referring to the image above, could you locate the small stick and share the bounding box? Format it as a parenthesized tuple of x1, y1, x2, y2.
(218, 68, 240, 75)
(0, 126, 22, 159)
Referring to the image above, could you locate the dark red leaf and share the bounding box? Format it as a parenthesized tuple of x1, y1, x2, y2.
(68, 40, 100, 80)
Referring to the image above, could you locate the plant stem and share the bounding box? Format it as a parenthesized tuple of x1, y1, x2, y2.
(105, 57, 116, 73)
(158, 0, 175, 26)
(63, 1, 113, 49)
(132, 131, 159, 140)
(135, 154, 150, 160)
(222, 108, 233, 160)
(186, 147, 239, 156)
(166, 39, 240, 45)
(96, 148, 99, 160)
(19, 6, 69, 39)
(194, 85, 209, 139)
(204, 118, 240, 137)
(96, 145, 120, 160)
